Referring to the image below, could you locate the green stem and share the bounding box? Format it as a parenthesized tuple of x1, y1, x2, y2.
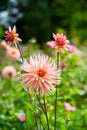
(36, 94, 45, 113)
(17, 43, 24, 62)
(54, 52, 59, 130)
(28, 93, 38, 130)
(36, 94, 46, 130)
(43, 96, 50, 130)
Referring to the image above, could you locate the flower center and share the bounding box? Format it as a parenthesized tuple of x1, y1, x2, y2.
(8, 72, 12, 77)
(6, 34, 14, 42)
(38, 69, 46, 77)
(12, 51, 16, 55)
(56, 38, 64, 45)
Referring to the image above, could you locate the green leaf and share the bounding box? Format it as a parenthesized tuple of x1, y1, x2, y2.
(25, 102, 36, 113)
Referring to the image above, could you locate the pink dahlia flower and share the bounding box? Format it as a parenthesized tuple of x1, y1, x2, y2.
(2, 66, 17, 79)
(6, 47, 20, 61)
(17, 113, 26, 122)
(46, 41, 55, 48)
(53, 33, 69, 52)
(21, 54, 61, 95)
(64, 102, 76, 111)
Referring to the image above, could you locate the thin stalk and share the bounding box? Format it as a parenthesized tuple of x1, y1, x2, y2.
(43, 96, 50, 130)
(17, 43, 24, 62)
(40, 118, 45, 130)
(54, 52, 59, 130)
(36, 94, 45, 113)
(36, 91, 45, 130)
(28, 93, 38, 130)
(36, 114, 45, 130)
(34, 113, 38, 130)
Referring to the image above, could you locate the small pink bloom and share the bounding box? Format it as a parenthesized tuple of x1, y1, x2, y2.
(47, 41, 55, 48)
(1, 40, 10, 50)
(6, 47, 20, 61)
(2, 66, 17, 79)
(0, 58, 3, 63)
(53, 33, 69, 52)
(21, 54, 61, 95)
(69, 44, 76, 53)
(17, 113, 26, 122)
(64, 102, 76, 111)
(60, 61, 67, 69)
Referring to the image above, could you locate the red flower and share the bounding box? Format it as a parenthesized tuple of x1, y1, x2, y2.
(53, 33, 69, 52)
(5, 26, 22, 45)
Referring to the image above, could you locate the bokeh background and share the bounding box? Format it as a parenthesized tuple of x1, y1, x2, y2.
(0, 0, 87, 46)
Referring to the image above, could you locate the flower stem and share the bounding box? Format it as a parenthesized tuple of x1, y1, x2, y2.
(36, 94, 46, 129)
(43, 96, 50, 130)
(54, 52, 59, 130)
(36, 94, 45, 113)
(28, 93, 38, 130)
(17, 43, 24, 62)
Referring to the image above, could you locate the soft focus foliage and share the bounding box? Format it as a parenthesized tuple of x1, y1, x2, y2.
(0, 39, 87, 129)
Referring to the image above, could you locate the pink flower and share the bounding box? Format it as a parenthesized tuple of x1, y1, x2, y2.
(5, 26, 22, 45)
(2, 66, 17, 79)
(64, 102, 76, 111)
(60, 61, 67, 69)
(69, 44, 76, 53)
(0, 58, 3, 63)
(53, 33, 69, 52)
(47, 41, 55, 48)
(1, 40, 10, 50)
(21, 54, 61, 95)
(6, 47, 20, 61)
(17, 113, 26, 122)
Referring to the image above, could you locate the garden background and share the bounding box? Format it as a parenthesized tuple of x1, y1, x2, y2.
(0, 0, 87, 130)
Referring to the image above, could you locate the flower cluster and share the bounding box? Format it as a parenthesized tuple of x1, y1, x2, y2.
(2, 25, 75, 130)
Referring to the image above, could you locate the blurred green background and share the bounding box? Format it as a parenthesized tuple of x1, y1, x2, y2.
(0, 0, 87, 46)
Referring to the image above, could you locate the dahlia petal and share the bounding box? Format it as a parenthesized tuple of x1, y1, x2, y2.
(13, 25, 16, 32)
(9, 26, 11, 31)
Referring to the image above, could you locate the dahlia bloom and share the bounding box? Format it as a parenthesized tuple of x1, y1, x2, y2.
(21, 54, 61, 95)
(5, 26, 22, 45)
(2, 66, 17, 79)
(46, 41, 55, 48)
(64, 102, 76, 111)
(53, 33, 69, 52)
(6, 47, 20, 61)
(1, 40, 10, 50)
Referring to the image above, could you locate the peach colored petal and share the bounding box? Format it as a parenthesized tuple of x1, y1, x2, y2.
(20, 54, 61, 95)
